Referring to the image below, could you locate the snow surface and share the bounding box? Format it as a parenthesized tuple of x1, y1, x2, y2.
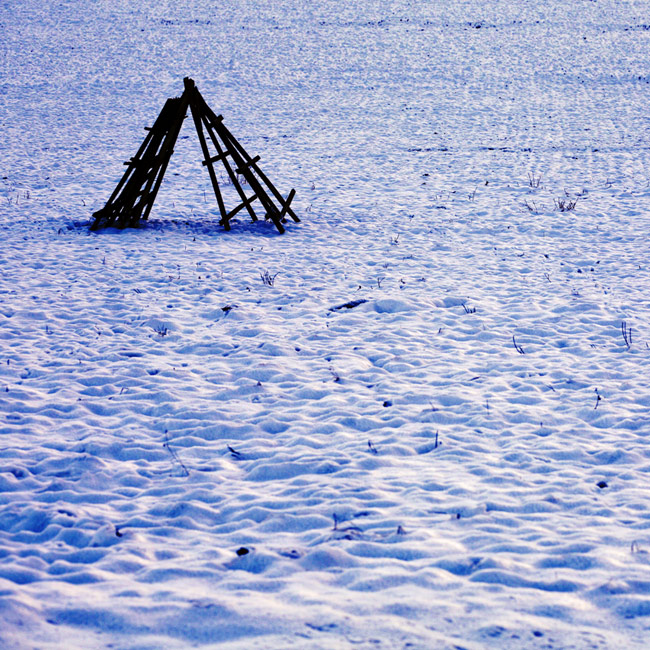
(2, 0, 650, 648)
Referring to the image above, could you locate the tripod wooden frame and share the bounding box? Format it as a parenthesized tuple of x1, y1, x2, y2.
(91, 78, 300, 234)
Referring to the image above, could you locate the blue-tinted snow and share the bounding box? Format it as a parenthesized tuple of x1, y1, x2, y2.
(2, 1, 650, 648)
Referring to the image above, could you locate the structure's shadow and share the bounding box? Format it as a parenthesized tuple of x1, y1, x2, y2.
(87, 215, 298, 239)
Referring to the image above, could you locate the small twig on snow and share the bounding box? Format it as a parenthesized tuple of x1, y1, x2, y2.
(512, 335, 525, 354)
(621, 321, 632, 349)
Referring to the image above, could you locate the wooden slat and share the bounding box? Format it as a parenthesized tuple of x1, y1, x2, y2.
(202, 150, 231, 166)
(226, 194, 258, 220)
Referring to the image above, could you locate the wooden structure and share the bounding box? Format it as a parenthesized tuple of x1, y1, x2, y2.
(91, 78, 300, 234)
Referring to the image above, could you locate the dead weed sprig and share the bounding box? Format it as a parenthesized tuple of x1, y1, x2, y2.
(554, 196, 578, 212)
(260, 270, 279, 286)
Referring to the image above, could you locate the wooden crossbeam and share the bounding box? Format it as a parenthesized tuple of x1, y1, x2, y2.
(202, 150, 231, 166)
(227, 194, 258, 220)
(234, 155, 260, 174)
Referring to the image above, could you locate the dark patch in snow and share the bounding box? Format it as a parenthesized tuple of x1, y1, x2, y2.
(329, 299, 368, 311)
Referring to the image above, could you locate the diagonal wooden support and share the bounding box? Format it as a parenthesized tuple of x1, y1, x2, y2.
(184, 79, 230, 229)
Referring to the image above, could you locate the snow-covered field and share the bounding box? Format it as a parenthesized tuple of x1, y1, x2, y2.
(2, 1, 650, 648)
